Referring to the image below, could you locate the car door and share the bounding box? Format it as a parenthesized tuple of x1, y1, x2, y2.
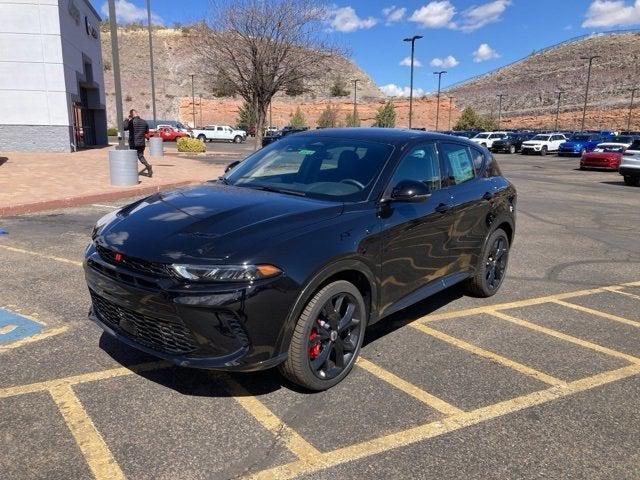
(379, 142, 457, 313)
(438, 142, 494, 279)
(551, 135, 565, 150)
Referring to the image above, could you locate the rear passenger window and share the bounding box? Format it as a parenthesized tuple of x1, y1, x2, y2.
(440, 143, 475, 185)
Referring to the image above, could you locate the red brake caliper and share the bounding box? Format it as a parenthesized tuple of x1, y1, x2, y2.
(308, 326, 321, 360)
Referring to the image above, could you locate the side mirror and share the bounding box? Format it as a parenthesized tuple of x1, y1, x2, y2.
(390, 180, 430, 202)
(225, 160, 241, 173)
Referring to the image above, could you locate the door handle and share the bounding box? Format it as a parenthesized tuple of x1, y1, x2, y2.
(482, 191, 494, 201)
(435, 203, 452, 214)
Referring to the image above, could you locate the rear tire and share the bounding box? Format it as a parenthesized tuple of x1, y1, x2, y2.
(623, 175, 640, 186)
(279, 280, 367, 391)
(466, 228, 510, 298)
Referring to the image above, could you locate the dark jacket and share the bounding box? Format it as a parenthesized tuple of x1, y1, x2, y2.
(123, 116, 149, 148)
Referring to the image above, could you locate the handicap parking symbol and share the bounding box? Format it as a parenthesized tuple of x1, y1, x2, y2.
(0, 308, 43, 345)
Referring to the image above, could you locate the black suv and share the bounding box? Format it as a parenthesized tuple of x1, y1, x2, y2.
(85, 128, 516, 391)
(491, 132, 533, 154)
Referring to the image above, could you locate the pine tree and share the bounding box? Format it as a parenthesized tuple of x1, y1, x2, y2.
(289, 106, 307, 128)
(344, 111, 361, 127)
(330, 76, 350, 97)
(317, 105, 339, 128)
(373, 101, 396, 128)
(236, 101, 256, 132)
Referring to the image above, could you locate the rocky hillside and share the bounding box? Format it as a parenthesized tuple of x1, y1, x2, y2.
(447, 31, 640, 127)
(101, 26, 383, 126)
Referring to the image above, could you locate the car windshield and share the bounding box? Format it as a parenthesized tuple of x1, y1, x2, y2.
(224, 136, 394, 202)
(532, 135, 550, 141)
(610, 136, 633, 143)
(474, 133, 490, 139)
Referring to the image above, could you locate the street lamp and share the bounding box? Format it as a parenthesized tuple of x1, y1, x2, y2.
(628, 87, 639, 131)
(554, 91, 564, 131)
(189, 74, 196, 128)
(580, 55, 600, 132)
(496, 93, 506, 130)
(403, 35, 423, 129)
(352, 79, 360, 120)
(146, 0, 156, 126)
(448, 96, 454, 130)
(433, 71, 447, 131)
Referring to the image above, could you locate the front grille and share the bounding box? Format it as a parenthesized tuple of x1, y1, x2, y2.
(90, 290, 197, 355)
(95, 244, 170, 277)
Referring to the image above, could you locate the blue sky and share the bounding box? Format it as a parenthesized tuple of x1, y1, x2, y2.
(95, 0, 640, 96)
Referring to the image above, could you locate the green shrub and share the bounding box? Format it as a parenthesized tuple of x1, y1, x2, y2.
(177, 137, 206, 153)
(373, 101, 396, 128)
(107, 127, 118, 136)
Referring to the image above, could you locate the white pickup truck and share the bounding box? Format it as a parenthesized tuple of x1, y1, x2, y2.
(191, 125, 247, 143)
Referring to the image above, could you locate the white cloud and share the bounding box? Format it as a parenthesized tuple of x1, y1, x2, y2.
(409, 1, 456, 28)
(582, 0, 640, 27)
(455, 0, 511, 32)
(382, 5, 406, 24)
(430, 55, 459, 68)
(101, 0, 163, 25)
(399, 56, 423, 67)
(380, 83, 427, 97)
(327, 6, 377, 32)
(473, 43, 500, 62)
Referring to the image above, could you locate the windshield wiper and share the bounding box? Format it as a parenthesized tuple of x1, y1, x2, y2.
(246, 184, 306, 197)
(217, 176, 230, 185)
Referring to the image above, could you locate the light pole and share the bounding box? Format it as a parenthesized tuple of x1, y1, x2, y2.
(146, 0, 156, 126)
(554, 91, 564, 131)
(628, 87, 639, 131)
(580, 55, 600, 132)
(448, 96, 454, 130)
(107, 0, 125, 149)
(199, 94, 203, 127)
(496, 93, 505, 130)
(433, 71, 447, 131)
(189, 74, 196, 127)
(352, 79, 360, 120)
(403, 35, 423, 129)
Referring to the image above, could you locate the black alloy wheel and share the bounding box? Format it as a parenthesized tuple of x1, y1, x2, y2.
(280, 280, 366, 391)
(466, 228, 510, 297)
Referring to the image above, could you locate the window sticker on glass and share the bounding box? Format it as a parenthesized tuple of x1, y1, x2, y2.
(299, 149, 315, 155)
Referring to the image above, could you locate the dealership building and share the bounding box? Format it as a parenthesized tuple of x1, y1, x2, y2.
(0, 0, 107, 152)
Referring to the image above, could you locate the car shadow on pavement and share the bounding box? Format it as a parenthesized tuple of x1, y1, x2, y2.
(600, 180, 630, 187)
(98, 284, 466, 397)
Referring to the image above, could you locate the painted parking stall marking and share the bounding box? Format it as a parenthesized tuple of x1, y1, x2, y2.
(0, 308, 43, 345)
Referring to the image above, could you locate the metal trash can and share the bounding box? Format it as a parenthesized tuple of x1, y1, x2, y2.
(108, 148, 139, 186)
(149, 136, 164, 157)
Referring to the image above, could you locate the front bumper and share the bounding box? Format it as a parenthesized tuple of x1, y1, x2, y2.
(580, 154, 621, 170)
(558, 147, 582, 156)
(521, 145, 542, 154)
(84, 249, 296, 371)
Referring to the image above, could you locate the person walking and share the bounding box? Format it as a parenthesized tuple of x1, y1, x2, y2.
(123, 109, 153, 177)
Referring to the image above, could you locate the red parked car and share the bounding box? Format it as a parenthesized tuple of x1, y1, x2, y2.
(579, 136, 636, 170)
(145, 126, 188, 141)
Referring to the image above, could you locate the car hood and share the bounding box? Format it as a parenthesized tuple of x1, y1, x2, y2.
(522, 140, 546, 145)
(95, 184, 343, 263)
(561, 140, 589, 148)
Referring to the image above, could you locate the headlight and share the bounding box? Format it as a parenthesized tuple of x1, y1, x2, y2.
(170, 264, 282, 282)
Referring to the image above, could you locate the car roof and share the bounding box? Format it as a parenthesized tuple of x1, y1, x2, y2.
(290, 127, 473, 146)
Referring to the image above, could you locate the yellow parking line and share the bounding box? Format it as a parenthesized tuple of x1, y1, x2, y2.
(411, 323, 566, 386)
(551, 299, 640, 328)
(0, 360, 167, 399)
(49, 385, 125, 480)
(356, 357, 464, 415)
(0, 325, 69, 353)
(247, 364, 640, 479)
(488, 310, 640, 365)
(223, 375, 323, 464)
(603, 286, 640, 301)
(0, 244, 82, 267)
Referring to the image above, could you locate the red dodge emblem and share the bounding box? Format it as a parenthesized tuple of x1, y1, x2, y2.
(114, 253, 123, 262)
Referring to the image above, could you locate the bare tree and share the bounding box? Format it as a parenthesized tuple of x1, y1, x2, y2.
(190, 0, 338, 148)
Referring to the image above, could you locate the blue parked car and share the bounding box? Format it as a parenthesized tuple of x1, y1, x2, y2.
(557, 133, 603, 156)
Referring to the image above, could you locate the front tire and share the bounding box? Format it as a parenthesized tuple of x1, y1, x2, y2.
(279, 280, 366, 391)
(466, 228, 510, 298)
(233, 135, 242, 143)
(540, 146, 548, 156)
(509, 145, 516, 154)
(624, 175, 640, 186)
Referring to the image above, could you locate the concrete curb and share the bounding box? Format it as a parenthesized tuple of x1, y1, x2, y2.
(0, 180, 197, 217)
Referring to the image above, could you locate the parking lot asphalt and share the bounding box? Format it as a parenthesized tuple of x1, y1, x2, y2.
(1, 153, 639, 479)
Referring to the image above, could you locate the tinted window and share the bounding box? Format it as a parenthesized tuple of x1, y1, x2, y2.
(469, 146, 486, 171)
(225, 136, 393, 202)
(628, 140, 640, 151)
(440, 143, 475, 186)
(390, 143, 441, 192)
(532, 135, 551, 141)
(474, 133, 490, 139)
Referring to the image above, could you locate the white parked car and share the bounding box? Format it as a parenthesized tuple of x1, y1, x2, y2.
(192, 125, 247, 143)
(620, 139, 640, 186)
(470, 132, 508, 148)
(520, 133, 567, 156)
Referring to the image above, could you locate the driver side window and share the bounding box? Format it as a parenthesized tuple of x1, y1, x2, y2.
(389, 143, 441, 192)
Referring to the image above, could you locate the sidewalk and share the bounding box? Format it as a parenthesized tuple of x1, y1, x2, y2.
(0, 147, 228, 216)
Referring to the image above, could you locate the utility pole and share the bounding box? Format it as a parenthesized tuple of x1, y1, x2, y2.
(189, 74, 196, 128)
(448, 96, 454, 130)
(107, 0, 126, 149)
(146, 0, 156, 126)
(554, 91, 564, 131)
(496, 93, 505, 130)
(433, 71, 447, 131)
(403, 35, 423, 129)
(199, 94, 203, 127)
(628, 87, 639, 131)
(580, 55, 600, 132)
(269, 102, 273, 128)
(352, 79, 360, 120)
